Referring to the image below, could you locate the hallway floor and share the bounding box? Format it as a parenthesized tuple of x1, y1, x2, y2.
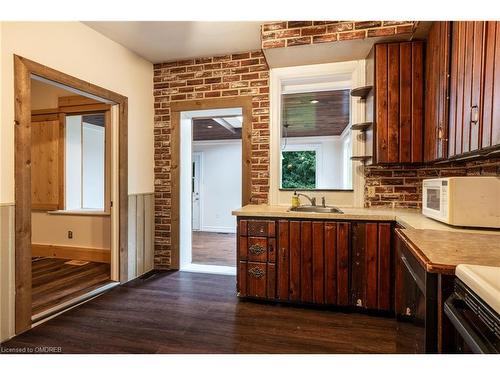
(2, 272, 397, 353)
(191, 231, 236, 267)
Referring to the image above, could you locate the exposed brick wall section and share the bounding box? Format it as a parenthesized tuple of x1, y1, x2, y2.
(364, 158, 500, 209)
(261, 21, 418, 49)
(153, 51, 270, 268)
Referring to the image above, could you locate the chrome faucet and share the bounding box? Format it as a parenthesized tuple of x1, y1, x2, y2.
(295, 192, 316, 206)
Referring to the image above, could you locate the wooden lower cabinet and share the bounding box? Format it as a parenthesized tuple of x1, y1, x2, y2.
(237, 218, 393, 313)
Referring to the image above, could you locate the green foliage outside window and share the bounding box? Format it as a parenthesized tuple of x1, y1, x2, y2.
(281, 151, 316, 189)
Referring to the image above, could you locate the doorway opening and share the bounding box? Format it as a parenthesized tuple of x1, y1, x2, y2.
(179, 108, 243, 275)
(14, 56, 128, 334)
(29, 77, 115, 320)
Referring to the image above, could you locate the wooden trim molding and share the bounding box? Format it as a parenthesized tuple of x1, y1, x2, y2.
(31, 244, 111, 264)
(169, 97, 253, 269)
(14, 55, 128, 334)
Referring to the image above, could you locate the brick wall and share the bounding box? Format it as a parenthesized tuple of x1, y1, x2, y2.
(261, 21, 418, 49)
(153, 51, 270, 268)
(364, 158, 500, 209)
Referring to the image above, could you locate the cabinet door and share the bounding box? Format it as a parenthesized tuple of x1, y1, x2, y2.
(482, 21, 500, 149)
(374, 41, 424, 163)
(449, 22, 486, 157)
(276, 221, 351, 306)
(31, 118, 63, 210)
(277, 220, 290, 301)
(350, 222, 393, 311)
(424, 21, 451, 161)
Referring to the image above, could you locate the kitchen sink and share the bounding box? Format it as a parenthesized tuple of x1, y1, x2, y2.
(288, 206, 343, 214)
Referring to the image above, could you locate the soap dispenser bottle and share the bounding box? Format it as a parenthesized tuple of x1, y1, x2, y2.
(291, 190, 300, 208)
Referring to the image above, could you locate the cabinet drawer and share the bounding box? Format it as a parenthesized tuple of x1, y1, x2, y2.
(245, 220, 275, 237)
(247, 262, 268, 298)
(247, 237, 268, 262)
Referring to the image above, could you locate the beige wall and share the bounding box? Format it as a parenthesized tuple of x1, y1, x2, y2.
(0, 21, 154, 343)
(31, 213, 111, 249)
(31, 78, 74, 110)
(0, 21, 154, 202)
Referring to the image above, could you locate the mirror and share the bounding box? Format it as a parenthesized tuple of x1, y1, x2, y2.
(280, 89, 353, 191)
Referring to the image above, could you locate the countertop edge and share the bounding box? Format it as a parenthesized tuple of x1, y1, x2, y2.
(395, 229, 455, 275)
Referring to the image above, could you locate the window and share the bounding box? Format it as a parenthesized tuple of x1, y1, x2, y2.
(65, 113, 106, 211)
(280, 88, 352, 190)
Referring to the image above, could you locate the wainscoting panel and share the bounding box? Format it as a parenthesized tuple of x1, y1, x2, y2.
(0, 204, 15, 343)
(128, 193, 154, 279)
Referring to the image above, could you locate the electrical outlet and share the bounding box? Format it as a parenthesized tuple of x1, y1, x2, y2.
(68, 231, 73, 239)
(368, 186, 376, 198)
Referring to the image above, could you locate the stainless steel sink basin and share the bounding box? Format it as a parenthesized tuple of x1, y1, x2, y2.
(288, 206, 343, 214)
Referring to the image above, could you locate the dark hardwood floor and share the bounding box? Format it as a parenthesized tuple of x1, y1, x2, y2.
(32, 258, 111, 316)
(2, 271, 396, 353)
(192, 231, 236, 267)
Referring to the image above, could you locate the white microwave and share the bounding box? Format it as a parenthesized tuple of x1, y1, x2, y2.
(422, 177, 500, 228)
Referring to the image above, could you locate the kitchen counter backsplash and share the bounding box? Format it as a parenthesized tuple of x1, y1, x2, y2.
(364, 157, 500, 209)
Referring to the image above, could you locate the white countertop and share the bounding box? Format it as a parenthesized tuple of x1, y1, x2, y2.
(456, 264, 500, 315)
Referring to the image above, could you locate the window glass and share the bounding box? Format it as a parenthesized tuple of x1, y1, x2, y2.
(280, 89, 352, 190)
(281, 150, 316, 189)
(65, 114, 105, 211)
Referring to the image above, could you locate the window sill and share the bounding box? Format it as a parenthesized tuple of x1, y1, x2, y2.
(47, 210, 110, 217)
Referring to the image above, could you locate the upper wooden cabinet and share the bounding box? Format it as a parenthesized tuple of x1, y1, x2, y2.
(424, 21, 500, 161)
(424, 22, 451, 162)
(448, 22, 485, 157)
(481, 22, 500, 149)
(370, 41, 424, 164)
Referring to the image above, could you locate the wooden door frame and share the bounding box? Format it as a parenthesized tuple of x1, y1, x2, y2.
(14, 55, 129, 334)
(169, 97, 253, 269)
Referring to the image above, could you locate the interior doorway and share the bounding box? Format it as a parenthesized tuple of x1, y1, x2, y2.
(29, 78, 114, 320)
(179, 108, 243, 275)
(14, 56, 128, 334)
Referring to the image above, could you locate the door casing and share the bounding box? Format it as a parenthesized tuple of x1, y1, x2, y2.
(13, 55, 129, 334)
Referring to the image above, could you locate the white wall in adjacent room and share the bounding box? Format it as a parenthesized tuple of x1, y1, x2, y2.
(193, 140, 242, 233)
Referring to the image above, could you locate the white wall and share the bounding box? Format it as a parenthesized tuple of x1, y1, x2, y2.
(0, 21, 154, 343)
(193, 140, 242, 233)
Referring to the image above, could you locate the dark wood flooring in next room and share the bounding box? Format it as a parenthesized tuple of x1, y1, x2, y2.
(2, 272, 396, 353)
(192, 231, 236, 267)
(32, 258, 110, 316)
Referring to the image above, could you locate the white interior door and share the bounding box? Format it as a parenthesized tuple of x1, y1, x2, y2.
(192, 152, 202, 231)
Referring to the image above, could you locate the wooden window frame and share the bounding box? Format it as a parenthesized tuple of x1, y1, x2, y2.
(169, 97, 253, 269)
(14, 55, 129, 334)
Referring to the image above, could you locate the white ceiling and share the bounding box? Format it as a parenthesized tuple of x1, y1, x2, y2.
(83, 21, 263, 63)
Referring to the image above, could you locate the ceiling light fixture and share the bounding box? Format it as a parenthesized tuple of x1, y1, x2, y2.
(310, 100, 319, 104)
(207, 125, 213, 129)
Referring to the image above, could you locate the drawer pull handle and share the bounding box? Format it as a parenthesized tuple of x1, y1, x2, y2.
(248, 267, 265, 279)
(249, 244, 266, 256)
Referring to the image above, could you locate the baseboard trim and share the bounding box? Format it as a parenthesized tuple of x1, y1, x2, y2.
(200, 226, 236, 234)
(31, 244, 110, 263)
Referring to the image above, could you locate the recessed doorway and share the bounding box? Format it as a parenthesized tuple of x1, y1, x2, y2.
(180, 108, 242, 275)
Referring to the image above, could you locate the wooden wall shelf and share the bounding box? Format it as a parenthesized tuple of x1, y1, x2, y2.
(351, 122, 373, 132)
(350, 156, 372, 162)
(350, 86, 373, 99)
